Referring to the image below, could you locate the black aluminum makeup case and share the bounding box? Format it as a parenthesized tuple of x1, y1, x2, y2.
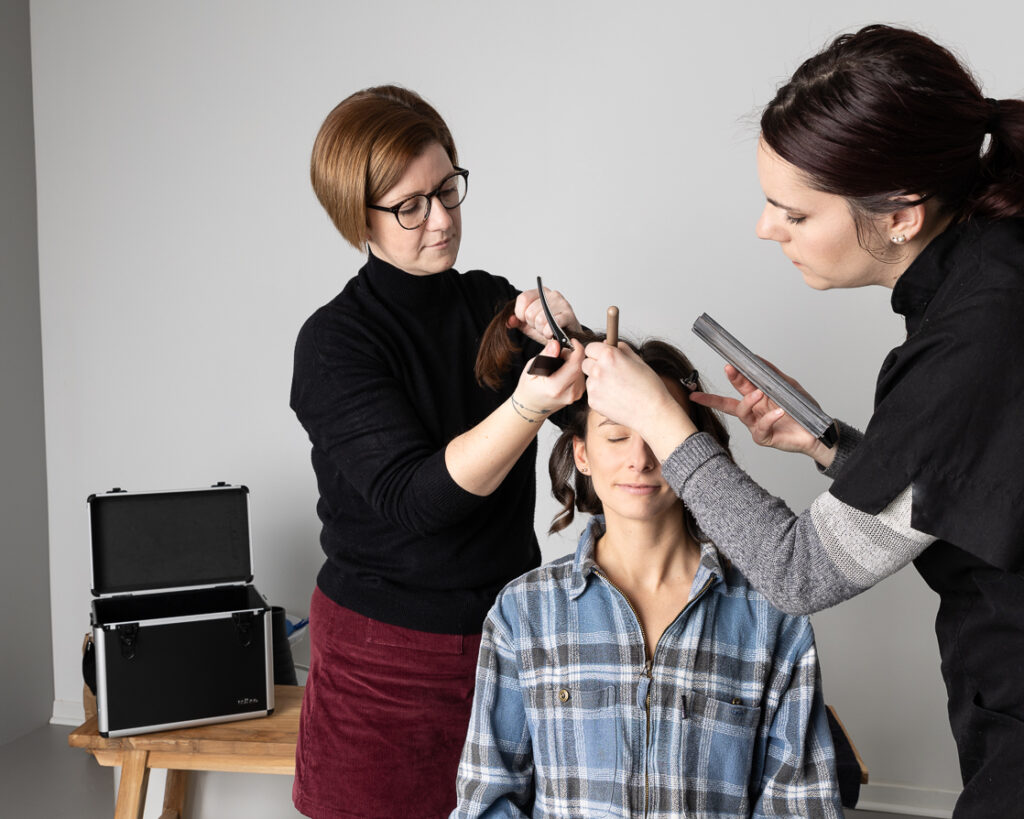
(88, 483, 274, 737)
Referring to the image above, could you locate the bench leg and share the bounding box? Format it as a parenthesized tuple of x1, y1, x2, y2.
(158, 769, 189, 819)
(115, 750, 151, 819)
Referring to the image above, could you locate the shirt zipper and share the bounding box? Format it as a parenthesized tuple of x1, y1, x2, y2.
(593, 567, 715, 817)
(593, 568, 652, 813)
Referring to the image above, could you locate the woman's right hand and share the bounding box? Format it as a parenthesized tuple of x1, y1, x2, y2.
(510, 287, 582, 346)
(690, 362, 835, 464)
(510, 339, 586, 422)
(581, 341, 697, 461)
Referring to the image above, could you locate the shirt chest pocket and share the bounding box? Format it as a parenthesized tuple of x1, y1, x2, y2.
(681, 690, 762, 815)
(525, 684, 621, 817)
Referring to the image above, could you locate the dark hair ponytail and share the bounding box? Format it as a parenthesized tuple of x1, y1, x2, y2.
(974, 97, 1024, 219)
(761, 24, 1024, 223)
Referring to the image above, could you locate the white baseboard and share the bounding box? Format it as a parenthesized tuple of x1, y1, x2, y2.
(50, 698, 84, 727)
(856, 782, 959, 817)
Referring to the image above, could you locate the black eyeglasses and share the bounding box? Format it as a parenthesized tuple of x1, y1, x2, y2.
(367, 168, 469, 230)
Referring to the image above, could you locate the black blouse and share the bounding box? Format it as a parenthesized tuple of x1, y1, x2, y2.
(829, 217, 1024, 574)
(290, 253, 542, 634)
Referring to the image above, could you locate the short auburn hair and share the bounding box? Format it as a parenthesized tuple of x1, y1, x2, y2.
(310, 85, 458, 249)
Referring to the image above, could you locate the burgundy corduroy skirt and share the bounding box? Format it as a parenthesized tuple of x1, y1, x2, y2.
(293, 587, 482, 819)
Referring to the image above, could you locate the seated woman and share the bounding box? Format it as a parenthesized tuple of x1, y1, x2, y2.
(452, 336, 842, 818)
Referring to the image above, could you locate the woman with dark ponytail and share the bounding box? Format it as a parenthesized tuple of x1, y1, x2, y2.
(581, 25, 1024, 816)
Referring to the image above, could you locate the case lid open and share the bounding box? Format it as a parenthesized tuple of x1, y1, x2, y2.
(88, 484, 253, 597)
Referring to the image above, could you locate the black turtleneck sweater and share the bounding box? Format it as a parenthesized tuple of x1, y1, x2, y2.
(290, 253, 541, 634)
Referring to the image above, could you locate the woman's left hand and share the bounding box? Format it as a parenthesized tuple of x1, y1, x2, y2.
(690, 362, 836, 466)
(510, 286, 582, 345)
(513, 339, 587, 417)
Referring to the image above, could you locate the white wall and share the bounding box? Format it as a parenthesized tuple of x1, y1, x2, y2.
(30, 2, 1024, 815)
(1, 0, 53, 745)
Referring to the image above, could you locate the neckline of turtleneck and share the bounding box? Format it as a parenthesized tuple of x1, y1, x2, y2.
(363, 250, 457, 306)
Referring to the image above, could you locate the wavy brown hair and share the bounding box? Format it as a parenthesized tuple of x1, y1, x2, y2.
(474, 301, 522, 391)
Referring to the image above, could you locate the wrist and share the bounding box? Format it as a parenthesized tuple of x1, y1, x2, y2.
(810, 429, 838, 469)
(639, 394, 698, 462)
(509, 393, 551, 424)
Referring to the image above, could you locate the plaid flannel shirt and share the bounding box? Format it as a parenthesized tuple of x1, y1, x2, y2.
(453, 517, 842, 818)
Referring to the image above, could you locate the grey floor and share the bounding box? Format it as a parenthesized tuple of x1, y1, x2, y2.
(0, 722, 920, 818)
(0, 723, 113, 819)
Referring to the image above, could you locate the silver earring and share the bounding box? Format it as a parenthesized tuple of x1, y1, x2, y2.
(891, 234, 907, 245)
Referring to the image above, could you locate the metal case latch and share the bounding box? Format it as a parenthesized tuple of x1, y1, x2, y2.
(117, 623, 140, 660)
(232, 612, 256, 647)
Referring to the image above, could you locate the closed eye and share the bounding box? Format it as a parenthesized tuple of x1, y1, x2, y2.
(766, 197, 806, 226)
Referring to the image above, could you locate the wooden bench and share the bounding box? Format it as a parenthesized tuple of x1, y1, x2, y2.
(828, 704, 869, 807)
(68, 684, 302, 819)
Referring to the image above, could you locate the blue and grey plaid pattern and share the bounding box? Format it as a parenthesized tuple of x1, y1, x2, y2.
(453, 517, 842, 818)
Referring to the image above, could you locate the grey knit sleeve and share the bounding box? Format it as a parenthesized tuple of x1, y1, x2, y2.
(662, 433, 936, 615)
(818, 420, 863, 480)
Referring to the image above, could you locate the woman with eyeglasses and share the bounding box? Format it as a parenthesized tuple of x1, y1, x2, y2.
(454, 336, 841, 818)
(290, 85, 585, 818)
(582, 25, 1024, 817)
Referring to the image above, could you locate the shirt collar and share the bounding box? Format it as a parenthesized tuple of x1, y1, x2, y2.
(569, 516, 725, 600)
(889, 221, 963, 335)
(362, 249, 457, 308)
(569, 517, 604, 598)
